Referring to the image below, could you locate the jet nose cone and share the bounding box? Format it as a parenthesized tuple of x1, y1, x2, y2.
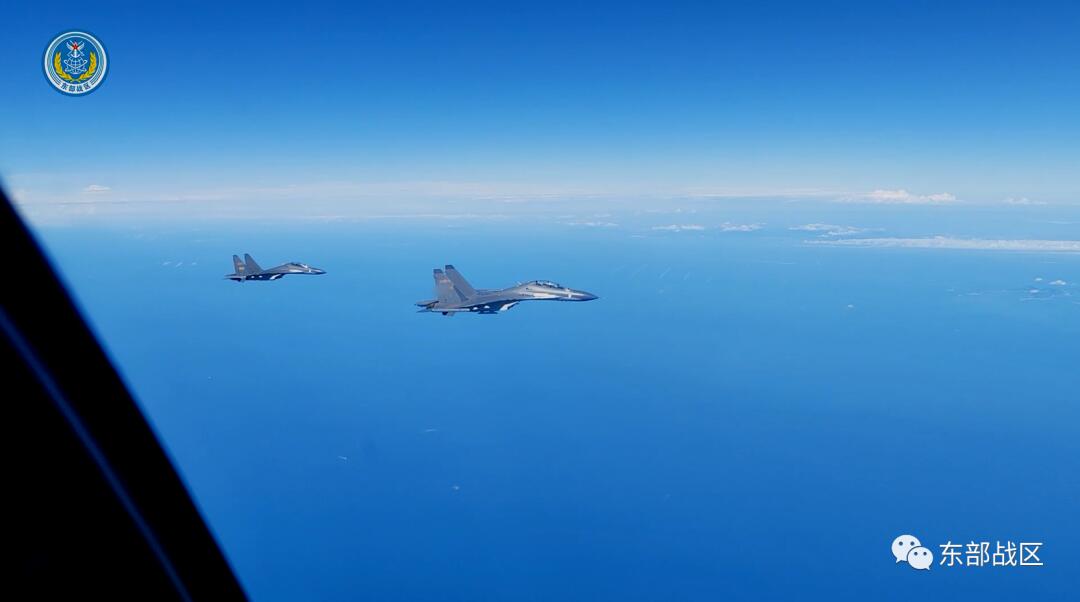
(574, 290, 598, 301)
(310, 268, 326, 275)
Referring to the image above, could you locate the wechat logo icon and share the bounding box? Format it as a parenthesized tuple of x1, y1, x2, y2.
(893, 534, 933, 570)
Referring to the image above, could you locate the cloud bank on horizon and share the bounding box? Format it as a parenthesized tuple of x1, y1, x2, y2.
(789, 223, 876, 236)
(11, 181, 1035, 227)
(839, 190, 958, 204)
(652, 224, 707, 232)
(809, 237, 1080, 253)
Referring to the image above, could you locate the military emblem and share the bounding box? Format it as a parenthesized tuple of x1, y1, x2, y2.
(43, 31, 108, 95)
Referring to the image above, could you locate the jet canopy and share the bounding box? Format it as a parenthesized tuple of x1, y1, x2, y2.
(529, 280, 563, 288)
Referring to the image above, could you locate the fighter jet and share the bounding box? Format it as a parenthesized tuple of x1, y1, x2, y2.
(416, 265, 598, 315)
(224, 253, 325, 281)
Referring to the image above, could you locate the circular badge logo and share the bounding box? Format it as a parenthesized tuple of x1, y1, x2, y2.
(43, 31, 108, 96)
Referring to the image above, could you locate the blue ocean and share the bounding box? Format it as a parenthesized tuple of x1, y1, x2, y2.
(31, 202, 1080, 600)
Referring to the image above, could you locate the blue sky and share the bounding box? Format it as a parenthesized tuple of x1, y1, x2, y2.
(3, 1, 1079, 210)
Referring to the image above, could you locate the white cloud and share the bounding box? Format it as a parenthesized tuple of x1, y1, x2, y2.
(789, 223, 873, 236)
(679, 187, 841, 199)
(924, 192, 957, 202)
(1050, 279, 1068, 285)
(566, 221, 618, 228)
(718, 222, 763, 232)
(840, 189, 958, 204)
(808, 237, 1080, 252)
(1004, 197, 1047, 205)
(651, 222, 760, 232)
(307, 213, 514, 222)
(790, 223, 842, 232)
(652, 224, 706, 232)
(82, 184, 111, 194)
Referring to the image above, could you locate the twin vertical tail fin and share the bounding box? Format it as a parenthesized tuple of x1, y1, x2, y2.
(444, 265, 476, 298)
(232, 254, 245, 275)
(243, 253, 262, 274)
(434, 269, 461, 304)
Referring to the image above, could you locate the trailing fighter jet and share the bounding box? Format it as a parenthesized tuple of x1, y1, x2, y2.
(416, 265, 598, 315)
(224, 253, 325, 281)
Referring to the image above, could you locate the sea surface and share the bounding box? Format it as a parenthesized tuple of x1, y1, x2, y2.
(31, 203, 1080, 600)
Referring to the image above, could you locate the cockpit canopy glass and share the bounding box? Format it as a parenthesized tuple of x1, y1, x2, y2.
(530, 280, 562, 288)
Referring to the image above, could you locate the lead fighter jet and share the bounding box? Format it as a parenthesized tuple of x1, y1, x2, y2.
(416, 265, 598, 315)
(225, 253, 325, 282)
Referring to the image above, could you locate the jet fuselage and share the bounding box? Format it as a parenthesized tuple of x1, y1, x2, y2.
(417, 266, 597, 315)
